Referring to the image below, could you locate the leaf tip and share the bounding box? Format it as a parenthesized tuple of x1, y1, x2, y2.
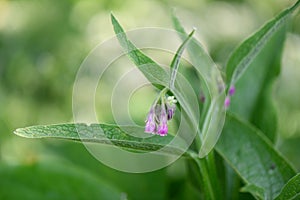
(13, 128, 26, 137)
(13, 128, 20, 135)
(110, 12, 116, 23)
(171, 7, 177, 17)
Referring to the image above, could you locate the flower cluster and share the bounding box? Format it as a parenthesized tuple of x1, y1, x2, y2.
(145, 96, 177, 136)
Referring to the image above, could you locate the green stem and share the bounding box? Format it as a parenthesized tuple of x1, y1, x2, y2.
(193, 155, 216, 200)
(151, 87, 168, 107)
(190, 142, 221, 199)
(206, 151, 222, 199)
(191, 129, 216, 199)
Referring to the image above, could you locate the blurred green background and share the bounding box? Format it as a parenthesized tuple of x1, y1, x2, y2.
(0, 0, 299, 199)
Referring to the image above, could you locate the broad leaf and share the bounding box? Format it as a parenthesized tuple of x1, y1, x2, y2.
(275, 173, 300, 200)
(216, 113, 296, 199)
(14, 123, 190, 157)
(45, 141, 169, 200)
(241, 184, 265, 200)
(0, 162, 121, 200)
(227, 0, 300, 141)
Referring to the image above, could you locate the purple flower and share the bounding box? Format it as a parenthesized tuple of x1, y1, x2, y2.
(229, 85, 235, 96)
(166, 96, 177, 120)
(224, 96, 230, 108)
(145, 96, 176, 136)
(167, 107, 175, 120)
(157, 104, 168, 136)
(145, 107, 156, 133)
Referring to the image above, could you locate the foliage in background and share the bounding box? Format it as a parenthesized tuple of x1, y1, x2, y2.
(1, 0, 300, 199)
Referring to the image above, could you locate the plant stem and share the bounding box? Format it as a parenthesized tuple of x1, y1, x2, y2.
(151, 87, 168, 107)
(191, 138, 221, 199)
(206, 151, 222, 199)
(193, 155, 216, 200)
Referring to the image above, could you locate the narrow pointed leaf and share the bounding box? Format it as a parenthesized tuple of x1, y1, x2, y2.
(172, 14, 226, 157)
(227, 0, 300, 141)
(230, 24, 286, 142)
(111, 14, 169, 86)
(226, 0, 300, 85)
(169, 29, 195, 90)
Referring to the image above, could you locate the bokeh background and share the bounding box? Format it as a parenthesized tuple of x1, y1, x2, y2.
(0, 0, 299, 199)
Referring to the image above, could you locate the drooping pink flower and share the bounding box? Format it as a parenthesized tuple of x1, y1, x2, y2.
(157, 104, 168, 136)
(145, 107, 156, 133)
(145, 96, 176, 136)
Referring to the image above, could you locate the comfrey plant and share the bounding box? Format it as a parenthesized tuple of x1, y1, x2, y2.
(14, 1, 300, 199)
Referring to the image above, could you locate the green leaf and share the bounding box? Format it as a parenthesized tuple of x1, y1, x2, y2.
(111, 13, 200, 148)
(216, 113, 296, 199)
(230, 26, 286, 142)
(172, 13, 226, 157)
(278, 137, 300, 171)
(226, 0, 300, 85)
(0, 162, 121, 200)
(14, 123, 190, 157)
(227, 0, 300, 141)
(241, 184, 265, 200)
(111, 13, 169, 86)
(275, 173, 300, 200)
(192, 157, 217, 200)
(44, 139, 168, 200)
(169, 29, 195, 90)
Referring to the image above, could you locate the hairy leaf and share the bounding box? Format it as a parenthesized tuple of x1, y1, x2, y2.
(14, 123, 190, 157)
(216, 113, 296, 199)
(111, 14, 169, 86)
